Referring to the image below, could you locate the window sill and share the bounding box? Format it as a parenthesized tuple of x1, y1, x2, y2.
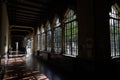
(63, 54, 76, 58)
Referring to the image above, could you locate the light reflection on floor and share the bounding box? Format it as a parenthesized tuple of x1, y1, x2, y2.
(3, 54, 49, 80)
(1, 51, 68, 80)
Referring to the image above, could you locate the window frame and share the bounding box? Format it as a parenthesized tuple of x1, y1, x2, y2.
(64, 9, 78, 57)
(109, 4, 120, 58)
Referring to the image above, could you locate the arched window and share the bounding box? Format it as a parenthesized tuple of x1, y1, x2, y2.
(109, 4, 120, 58)
(41, 25, 45, 51)
(64, 9, 78, 57)
(37, 27, 40, 50)
(25, 36, 33, 54)
(26, 38, 31, 49)
(47, 23, 51, 52)
(54, 18, 62, 53)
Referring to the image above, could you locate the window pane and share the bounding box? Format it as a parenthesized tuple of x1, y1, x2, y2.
(54, 19, 62, 53)
(41, 27, 45, 50)
(42, 33, 45, 50)
(64, 10, 78, 57)
(47, 24, 51, 52)
(109, 5, 120, 58)
(47, 31, 51, 52)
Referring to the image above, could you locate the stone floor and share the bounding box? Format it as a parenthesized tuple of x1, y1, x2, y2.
(2, 54, 70, 80)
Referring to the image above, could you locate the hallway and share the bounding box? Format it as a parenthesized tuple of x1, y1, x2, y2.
(1, 0, 120, 79)
(2, 53, 70, 80)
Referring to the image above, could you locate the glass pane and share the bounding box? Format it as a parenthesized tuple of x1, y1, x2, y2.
(47, 31, 51, 52)
(110, 5, 120, 58)
(64, 10, 78, 56)
(54, 27, 62, 53)
(54, 19, 62, 53)
(41, 26, 45, 50)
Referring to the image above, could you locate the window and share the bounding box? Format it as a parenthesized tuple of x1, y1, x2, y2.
(47, 24, 51, 52)
(109, 4, 120, 58)
(54, 19, 62, 53)
(25, 37, 33, 54)
(64, 9, 78, 57)
(26, 39, 31, 48)
(37, 27, 40, 50)
(41, 26, 45, 51)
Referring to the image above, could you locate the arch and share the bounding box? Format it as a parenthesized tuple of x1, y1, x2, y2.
(54, 18, 62, 53)
(52, 15, 60, 26)
(41, 24, 45, 33)
(37, 26, 40, 34)
(64, 8, 71, 18)
(55, 18, 61, 27)
(45, 20, 51, 30)
(63, 8, 78, 57)
(65, 9, 76, 22)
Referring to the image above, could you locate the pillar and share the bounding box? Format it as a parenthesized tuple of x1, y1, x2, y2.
(8, 26, 11, 49)
(51, 24, 55, 53)
(93, 0, 111, 63)
(0, 0, 9, 65)
(61, 23, 65, 54)
(32, 28, 35, 53)
(45, 29, 47, 51)
(77, 0, 94, 59)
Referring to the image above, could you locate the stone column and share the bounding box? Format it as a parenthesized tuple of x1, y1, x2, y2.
(51, 24, 55, 53)
(34, 31, 37, 52)
(45, 29, 47, 51)
(77, 0, 94, 59)
(32, 28, 35, 53)
(8, 26, 11, 49)
(0, 1, 9, 65)
(40, 30, 42, 51)
(93, 0, 111, 62)
(61, 23, 65, 55)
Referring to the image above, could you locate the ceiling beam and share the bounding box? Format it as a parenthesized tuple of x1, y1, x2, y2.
(15, 13, 39, 18)
(11, 25, 35, 36)
(16, 9, 40, 15)
(7, 4, 48, 13)
(11, 31, 28, 35)
(8, 10, 47, 16)
(11, 35, 26, 38)
(15, 5, 45, 12)
(11, 29, 31, 33)
(9, 15, 41, 20)
(10, 23, 36, 27)
(14, 18, 35, 21)
(8, 11, 46, 17)
(11, 25, 34, 30)
(7, 0, 48, 10)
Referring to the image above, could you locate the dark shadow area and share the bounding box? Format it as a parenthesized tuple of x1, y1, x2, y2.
(35, 52, 95, 79)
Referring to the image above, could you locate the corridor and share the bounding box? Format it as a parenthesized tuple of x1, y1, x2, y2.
(1, 0, 120, 80)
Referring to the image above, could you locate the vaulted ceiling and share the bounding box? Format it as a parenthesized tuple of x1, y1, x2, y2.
(5, 0, 76, 41)
(7, 0, 75, 27)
